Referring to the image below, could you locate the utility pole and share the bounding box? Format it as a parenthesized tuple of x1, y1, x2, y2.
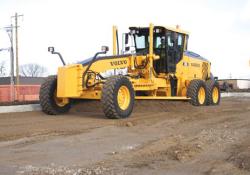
(15, 13, 19, 86)
(11, 12, 23, 101)
(11, 25, 14, 81)
(11, 12, 23, 86)
(10, 24, 15, 101)
(3, 25, 15, 102)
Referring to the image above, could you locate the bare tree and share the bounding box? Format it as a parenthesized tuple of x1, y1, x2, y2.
(0, 61, 6, 77)
(20, 63, 47, 77)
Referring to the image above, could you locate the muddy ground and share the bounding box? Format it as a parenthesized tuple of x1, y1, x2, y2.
(0, 97, 250, 175)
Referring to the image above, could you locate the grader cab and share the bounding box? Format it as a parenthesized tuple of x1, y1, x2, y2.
(39, 24, 220, 119)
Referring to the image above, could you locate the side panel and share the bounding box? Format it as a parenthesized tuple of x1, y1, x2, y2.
(57, 64, 82, 97)
(175, 55, 190, 96)
(187, 57, 208, 80)
(57, 56, 132, 98)
(176, 55, 210, 81)
(175, 55, 210, 96)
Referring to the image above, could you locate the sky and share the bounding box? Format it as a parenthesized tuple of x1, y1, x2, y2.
(0, 0, 250, 78)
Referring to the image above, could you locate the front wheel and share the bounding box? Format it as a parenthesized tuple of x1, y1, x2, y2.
(101, 76, 135, 119)
(39, 76, 71, 115)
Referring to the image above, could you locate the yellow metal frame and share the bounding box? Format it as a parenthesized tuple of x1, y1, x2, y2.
(56, 23, 211, 104)
(113, 26, 117, 55)
(136, 96, 189, 100)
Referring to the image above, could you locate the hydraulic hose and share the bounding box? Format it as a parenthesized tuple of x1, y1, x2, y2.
(134, 56, 149, 69)
(82, 51, 107, 88)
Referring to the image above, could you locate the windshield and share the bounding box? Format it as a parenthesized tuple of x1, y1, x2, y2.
(134, 33, 165, 54)
(124, 28, 166, 54)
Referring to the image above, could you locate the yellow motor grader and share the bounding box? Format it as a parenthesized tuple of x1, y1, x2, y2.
(39, 24, 220, 119)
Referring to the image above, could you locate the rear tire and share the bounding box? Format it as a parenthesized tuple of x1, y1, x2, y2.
(205, 80, 221, 105)
(101, 76, 135, 119)
(39, 76, 71, 115)
(187, 80, 208, 106)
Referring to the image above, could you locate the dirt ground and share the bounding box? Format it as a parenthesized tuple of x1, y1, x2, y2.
(0, 97, 250, 175)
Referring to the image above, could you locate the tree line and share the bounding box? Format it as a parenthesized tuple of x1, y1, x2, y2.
(0, 62, 47, 77)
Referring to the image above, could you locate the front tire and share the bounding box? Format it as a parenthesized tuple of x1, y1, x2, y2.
(39, 76, 71, 115)
(101, 76, 135, 119)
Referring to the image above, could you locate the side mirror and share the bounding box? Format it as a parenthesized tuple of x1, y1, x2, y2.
(101, 46, 109, 53)
(48, 47, 54, 53)
(125, 33, 129, 45)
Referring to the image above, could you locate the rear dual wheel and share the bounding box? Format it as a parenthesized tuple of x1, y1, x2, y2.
(187, 79, 220, 106)
(206, 80, 221, 105)
(101, 76, 135, 119)
(187, 80, 208, 106)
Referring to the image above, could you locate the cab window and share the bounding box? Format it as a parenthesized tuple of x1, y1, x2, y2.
(176, 33, 184, 62)
(178, 34, 183, 46)
(135, 35, 146, 49)
(155, 36, 165, 48)
(167, 37, 174, 47)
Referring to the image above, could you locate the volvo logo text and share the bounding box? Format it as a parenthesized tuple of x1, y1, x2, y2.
(110, 60, 127, 66)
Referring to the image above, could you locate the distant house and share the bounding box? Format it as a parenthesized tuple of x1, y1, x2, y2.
(218, 79, 250, 91)
(0, 77, 46, 85)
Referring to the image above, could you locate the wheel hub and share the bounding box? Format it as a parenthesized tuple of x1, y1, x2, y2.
(54, 90, 67, 107)
(198, 87, 205, 104)
(117, 86, 130, 110)
(212, 87, 219, 103)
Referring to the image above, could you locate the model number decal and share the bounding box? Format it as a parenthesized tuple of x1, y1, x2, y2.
(191, 63, 200, 67)
(110, 60, 127, 66)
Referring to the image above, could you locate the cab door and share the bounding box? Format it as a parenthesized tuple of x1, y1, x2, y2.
(166, 32, 185, 73)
